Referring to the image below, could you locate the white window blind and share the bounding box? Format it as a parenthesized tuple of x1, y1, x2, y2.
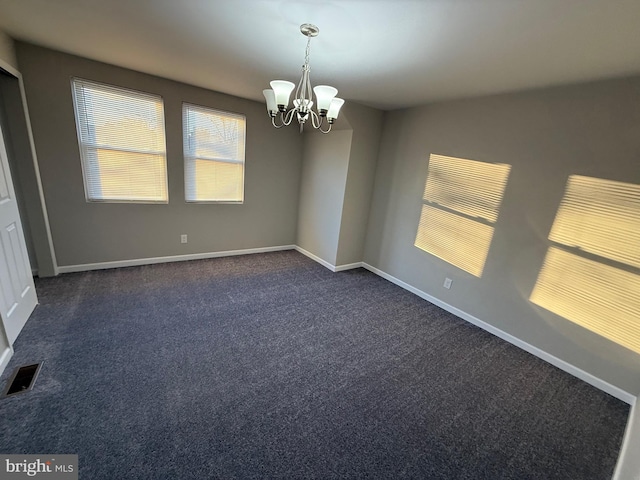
(414, 154, 511, 277)
(71, 78, 168, 203)
(183, 103, 245, 203)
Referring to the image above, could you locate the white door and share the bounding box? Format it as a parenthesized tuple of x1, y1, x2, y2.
(0, 120, 37, 344)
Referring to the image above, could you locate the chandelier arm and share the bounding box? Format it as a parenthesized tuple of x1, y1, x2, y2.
(303, 37, 314, 112)
(282, 109, 296, 126)
(319, 123, 332, 134)
(300, 71, 309, 110)
(310, 110, 322, 129)
(270, 116, 285, 129)
(293, 36, 312, 111)
(294, 68, 305, 105)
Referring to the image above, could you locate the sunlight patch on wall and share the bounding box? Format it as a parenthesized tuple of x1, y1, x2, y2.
(415, 206, 494, 277)
(530, 175, 640, 355)
(424, 154, 512, 223)
(531, 247, 640, 354)
(548, 176, 640, 268)
(414, 154, 511, 277)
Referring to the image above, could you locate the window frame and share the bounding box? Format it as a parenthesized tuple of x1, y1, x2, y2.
(71, 77, 169, 204)
(182, 102, 246, 204)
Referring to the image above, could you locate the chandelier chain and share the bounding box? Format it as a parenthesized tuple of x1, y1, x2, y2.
(304, 37, 311, 69)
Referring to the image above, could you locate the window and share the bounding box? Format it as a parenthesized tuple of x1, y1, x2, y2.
(530, 175, 640, 354)
(183, 103, 245, 203)
(71, 78, 168, 203)
(414, 154, 511, 277)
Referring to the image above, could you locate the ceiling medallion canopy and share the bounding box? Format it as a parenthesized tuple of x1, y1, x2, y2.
(263, 24, 344, 134)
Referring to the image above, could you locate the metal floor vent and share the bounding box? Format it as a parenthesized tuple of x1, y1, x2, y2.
(2, 362, 43, 398)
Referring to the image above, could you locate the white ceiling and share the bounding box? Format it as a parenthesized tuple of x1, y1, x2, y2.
(1, 0, 639, 110)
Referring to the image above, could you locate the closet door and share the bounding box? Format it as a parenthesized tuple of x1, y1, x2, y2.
(0, 119, 37, 344)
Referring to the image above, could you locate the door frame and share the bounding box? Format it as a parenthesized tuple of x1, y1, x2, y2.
(0, 58, 58, 277)
(0, 57, 58, 376)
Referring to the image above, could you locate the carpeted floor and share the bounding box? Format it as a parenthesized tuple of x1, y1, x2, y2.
(0, 251, 630, 479)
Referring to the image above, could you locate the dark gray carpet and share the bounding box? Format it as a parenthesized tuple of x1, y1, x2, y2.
(0, 251, 629, 479)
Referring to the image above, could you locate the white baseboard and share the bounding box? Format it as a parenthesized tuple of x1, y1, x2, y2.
(294, 246, 363, 272)
(361, 262, 635, 405)
(335, 261, 364, 272)
(57, 245, 297, 274)
(0, 346, 13, 377)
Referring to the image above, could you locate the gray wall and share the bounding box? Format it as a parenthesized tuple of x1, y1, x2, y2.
(335, 103, 383, 266)
(296, 102, 384, 268)
(365, 77, 640, 396)
(16, 42, 303, 267)
(0, 30, 17, 70)
(297, 129, 352, 265)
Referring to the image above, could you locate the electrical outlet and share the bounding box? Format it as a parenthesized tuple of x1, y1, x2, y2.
(180, 234, 188, 244)
(443, 278, 452, 289)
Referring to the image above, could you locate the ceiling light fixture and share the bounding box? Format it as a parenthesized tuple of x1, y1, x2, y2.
(263, 24, 344, 134)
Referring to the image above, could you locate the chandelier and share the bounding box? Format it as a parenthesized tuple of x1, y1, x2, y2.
(263, 24, 344, 134)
